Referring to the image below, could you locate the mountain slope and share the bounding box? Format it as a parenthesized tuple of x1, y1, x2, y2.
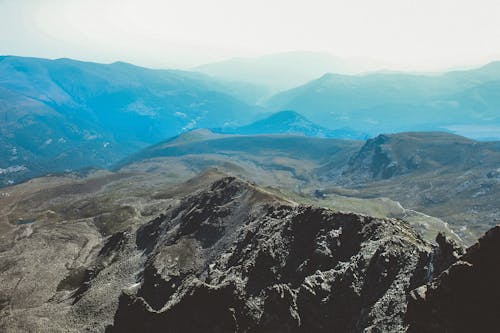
(265, 62, 500, 137)
(119, 129, 362, 169)
(214, 110, 369, 139)
(116, 130, 363, 197)
(1, 170, 499, 332)
(116, 130, 474, 243)
(195, 51, 385, 93)
(0, 56, 261, 186)
(407, 226, 500, 332)
(0, 173, 437, 332)
(108, 177, 434, 332)
(341, 132, 500, 181)
(117, 130, 500, 244)
(320, 132, 500, 243)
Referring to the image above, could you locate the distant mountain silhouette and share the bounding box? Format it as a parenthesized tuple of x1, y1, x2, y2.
(265, 62, 500, 138)
(214, 110, 369, 139)
(195, 51, 385, 94)
(0, 56, 262, 185)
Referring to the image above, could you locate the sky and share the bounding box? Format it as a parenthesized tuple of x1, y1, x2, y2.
(1, 0, 500, 71)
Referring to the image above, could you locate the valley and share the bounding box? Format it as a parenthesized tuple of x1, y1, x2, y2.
(3, 56, 500, 187)
(1, 55, 500, 332)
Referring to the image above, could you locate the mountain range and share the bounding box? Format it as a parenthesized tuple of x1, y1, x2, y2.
(265, 62, 500, 138)
(0, 56, 265, 184)
(1, 53, 500, 331)
(212, 110, 369, 139)
(3, 55, 500, 186)
(195, 51, 386, 94)
(1, 166, 498, 332)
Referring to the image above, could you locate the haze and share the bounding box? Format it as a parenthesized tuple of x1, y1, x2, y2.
(1, 0, 500, 71)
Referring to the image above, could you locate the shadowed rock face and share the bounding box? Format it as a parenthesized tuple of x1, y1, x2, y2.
(107, 177, 435, 332)
(340, 132, 500, 183)
(4, 173, 498, 332)
(407, 226, 500, 333)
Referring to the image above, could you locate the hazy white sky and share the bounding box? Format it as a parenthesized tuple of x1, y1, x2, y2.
(1, 0, 500, 70)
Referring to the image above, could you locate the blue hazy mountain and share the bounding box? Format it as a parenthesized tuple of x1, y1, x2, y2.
(0, 56, 262, 185)
(3, 55, 500, 186)
(214, 110, 369, 139)
(195, 51, 386, 95)
(265, 62, 500, 138)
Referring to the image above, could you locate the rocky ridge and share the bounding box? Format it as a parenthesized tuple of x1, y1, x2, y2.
(407, 225, 500, 332)
(2, 174, 499, 332)
(106, 177, 439, 332)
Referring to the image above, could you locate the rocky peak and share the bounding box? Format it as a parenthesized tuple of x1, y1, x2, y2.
(407, 226, 500, 332)
(342, 134, 401, 182)
(3, 172, 498, 332)
(107, 177, 437, 332)
(340, 132, 491, 184)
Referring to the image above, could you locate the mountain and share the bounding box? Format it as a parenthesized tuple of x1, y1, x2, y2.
(4, 55, 500, 187)
(2, 52, 500, 332)
(341, 132, 500, 181)
(114, 130, 500, 244)
(407, 226, 500, 332)
(116, 129, 363, 196)
(195, 51, 386, 94)
(119, 130, 467, 243)
(119, 129, 362, 168)
(0, 171, 447, 331)
(319, 132, 500, 243)
(214, 110, 369, 140)
(0, 56, 262, 186)
(116, 130, 500, 243)
(108, 177, 433, 333)
(2, 168, 498, 332)
(265, 62, 500, 138)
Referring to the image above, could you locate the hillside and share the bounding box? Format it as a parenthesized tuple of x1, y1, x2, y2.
(0, 56, 262, 186)
(265, 62, 500, 138)
(114, 130, 500, 243)
(0, 172, 437, 331)
(116, 130, 362, 195)
(2, 170, 498, 331)
(407, 226, 500, 332)
(194, 51, 384, 94)
(214, 110, 369, 139)
(318, 132, 500, 243)
(341, 132, 500, 181)
(116, 129, 500, 244)
(119, 130, 361, 168)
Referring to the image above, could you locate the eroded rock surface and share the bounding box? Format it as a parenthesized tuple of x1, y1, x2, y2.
(2, 173, 496, 332)
(407, 226, 500, 332)
(108, 177, 436, 332)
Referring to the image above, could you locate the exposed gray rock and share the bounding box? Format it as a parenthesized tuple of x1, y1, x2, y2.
(407, 226, 500, 332)
(108, 177, 435, 332)
(2, 173, 494, 332)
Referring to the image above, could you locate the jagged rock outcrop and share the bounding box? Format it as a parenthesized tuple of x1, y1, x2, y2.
(339, 132, 500, 184)
(107, 176, 436, 332)
(4, 172, 495, 333)
(407, 226, 500, 332)
(431, 232, 465, 275)
(342, 134, 401, 181)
